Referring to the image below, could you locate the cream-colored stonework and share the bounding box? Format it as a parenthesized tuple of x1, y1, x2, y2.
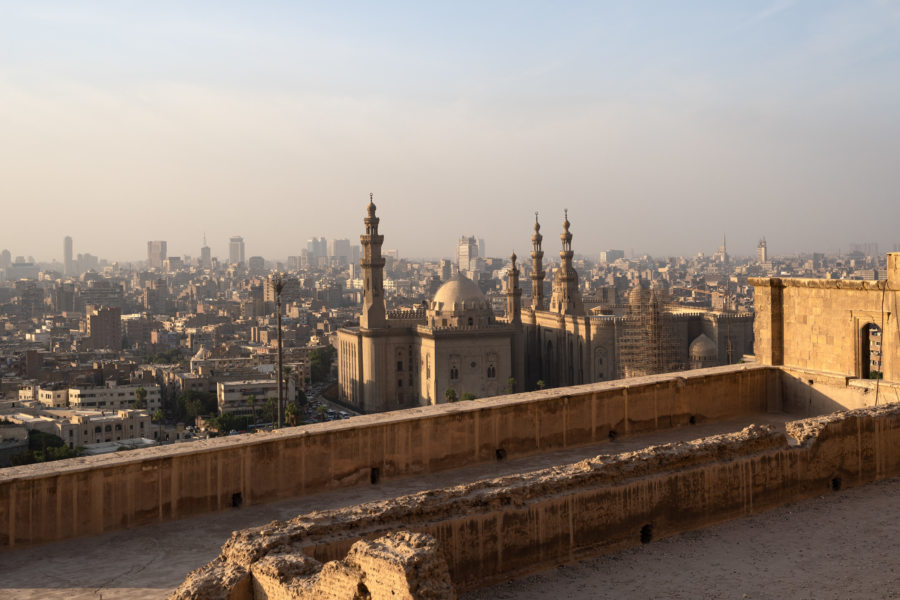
(750, 252, 900, 382)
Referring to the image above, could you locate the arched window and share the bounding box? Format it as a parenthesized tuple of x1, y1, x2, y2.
(450, 366, 459, 380)
(467, 317, 474, 327)
(426, 355, 431, 380)
(862, 323, 882, 379)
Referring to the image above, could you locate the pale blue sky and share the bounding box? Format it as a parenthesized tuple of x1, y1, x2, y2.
(2, 1, 899, 261)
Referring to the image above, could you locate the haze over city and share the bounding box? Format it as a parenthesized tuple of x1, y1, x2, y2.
(3, 1, 900, 261)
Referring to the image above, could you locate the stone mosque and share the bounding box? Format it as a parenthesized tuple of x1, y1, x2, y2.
(338, 196, 752, 413)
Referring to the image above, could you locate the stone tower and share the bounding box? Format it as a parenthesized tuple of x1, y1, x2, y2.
(360, 194, 386, 329)
(548, 210, 584, 316)
(531, 213, 545, 311)
(507, 252, 522, 324)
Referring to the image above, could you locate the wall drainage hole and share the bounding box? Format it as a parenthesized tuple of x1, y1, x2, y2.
(370, 467, 380, 485)
(831, 477, 842, 492)
(640, 524, 653, 544)
(689, 415, 697, 425)
(495, 448, 507, 461)
(608, 430, 618, 441)
(231, 492, 243, 508)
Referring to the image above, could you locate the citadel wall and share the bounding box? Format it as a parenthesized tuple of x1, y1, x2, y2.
(173, 398, 900, 598)
(0, 364, 773, 550)
(750, 252, 900, 381)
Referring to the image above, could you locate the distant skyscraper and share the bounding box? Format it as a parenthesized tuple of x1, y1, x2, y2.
(457, 236, 478, 271)
(229, 236, 245, 266)
(757, 238, 768, 264)
(147, 241, 167, 269)
(307, 237, 327, 261)
(329, 238, 351, 265)
(200, 235, 212, 269)
(64, 236, 74, 276)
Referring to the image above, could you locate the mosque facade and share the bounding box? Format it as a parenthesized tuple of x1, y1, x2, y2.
(337, 197, 752, 413)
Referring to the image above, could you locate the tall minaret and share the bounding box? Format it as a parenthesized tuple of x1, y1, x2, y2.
(530, 212, 545, 311)
(507, 252, 522, 324)
(549, 209, 585, 316)
(360, 193, 386, 329)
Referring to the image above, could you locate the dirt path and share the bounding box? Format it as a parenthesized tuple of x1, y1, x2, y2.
(465, 475, 900, 600)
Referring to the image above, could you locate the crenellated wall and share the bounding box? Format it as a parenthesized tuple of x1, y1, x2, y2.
(0, 364, 774, 550)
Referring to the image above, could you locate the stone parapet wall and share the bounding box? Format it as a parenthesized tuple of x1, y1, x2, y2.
(750, 275, 900, 381)
(172, 401, 900, 598)
(0, 364, 772, 550)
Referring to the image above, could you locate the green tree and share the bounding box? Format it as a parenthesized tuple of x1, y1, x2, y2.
(316, 405, 328, 421)
(10, 430, 82, 465)
(460, 392, 477, 401)
(444, 388, 458, 403)
(260, 398, 277, 424)
(285, 401, 302, 427)
(536, 379, 545, 390)
(310, 346, 337, 383)
(506, 377, 516, 394)
(132, 386, 147, 409)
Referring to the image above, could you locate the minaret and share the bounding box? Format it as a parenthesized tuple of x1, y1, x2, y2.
(360, 193, 386, 329)
(530, 212, 545, 311)
(507, 252, 522, 324)
(549, 209, 585, 316)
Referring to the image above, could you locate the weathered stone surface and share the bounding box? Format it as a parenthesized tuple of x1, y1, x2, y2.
(191, 532, 455, 600)
(171, 402, 900, 596)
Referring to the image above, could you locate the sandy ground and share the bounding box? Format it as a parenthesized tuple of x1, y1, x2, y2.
(464, 476, 900, 600)
(1, 412, 876, 600)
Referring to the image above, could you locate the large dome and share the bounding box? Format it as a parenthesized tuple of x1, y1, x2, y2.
(432, 274, 487, 309)
(428, 273, 492, 328)
(689, 334, 717, 360)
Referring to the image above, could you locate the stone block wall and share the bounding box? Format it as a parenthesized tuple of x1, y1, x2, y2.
(751, 257, 900, 381)
(0, 364, 772, 550)
(172, 400, 900, 598)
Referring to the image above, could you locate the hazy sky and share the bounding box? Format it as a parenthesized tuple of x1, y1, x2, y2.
(2, 1, 900, 262)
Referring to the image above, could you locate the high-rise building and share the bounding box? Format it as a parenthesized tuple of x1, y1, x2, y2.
(457, 236, 478, 272)
(329, 238, 351, 265)
(229, 236, 245, 266)
(248, 256, 265, 273)
(64, 236, 74, 276)
(200, 235, 212, 269)
(86, 305, 122, 351)
(147, 241, 167, 269)
(757, 238, 768, 264)
(306, 237, 327, 262)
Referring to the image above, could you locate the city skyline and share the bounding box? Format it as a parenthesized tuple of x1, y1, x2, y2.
(2, 2, 900, 259)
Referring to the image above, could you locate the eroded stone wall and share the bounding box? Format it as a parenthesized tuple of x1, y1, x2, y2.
(172, 401, 900, 598)
(0, 364, 772, 550)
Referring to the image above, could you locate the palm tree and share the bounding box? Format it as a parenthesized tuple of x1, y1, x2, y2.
(246, 394, 257, 426)
(285, 402, 301, 427)
(152, 409, 165, 443)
